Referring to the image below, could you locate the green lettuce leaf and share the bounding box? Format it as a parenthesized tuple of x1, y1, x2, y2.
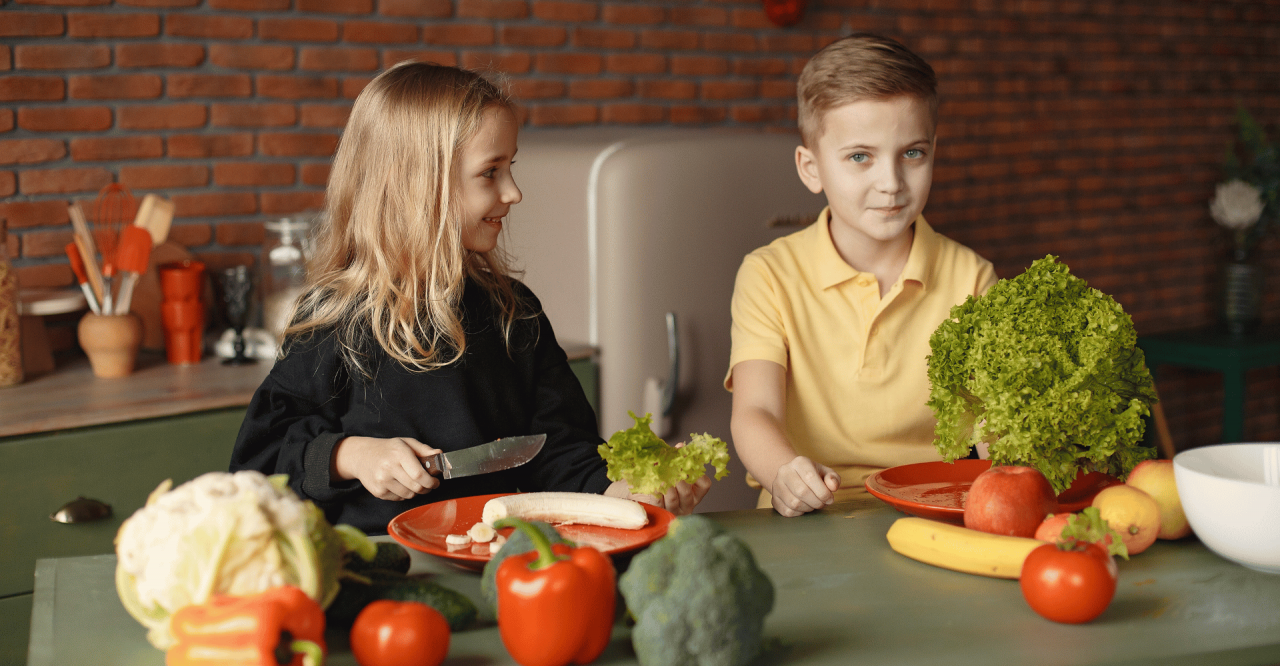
(926, 256, 1158, 494)
(597, 411, 731, 496)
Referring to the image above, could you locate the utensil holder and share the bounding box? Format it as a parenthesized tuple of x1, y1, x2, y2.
(78, 313, 142, 378)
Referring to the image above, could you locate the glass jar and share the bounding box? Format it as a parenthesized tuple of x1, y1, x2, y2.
(261, 216, 313, 341)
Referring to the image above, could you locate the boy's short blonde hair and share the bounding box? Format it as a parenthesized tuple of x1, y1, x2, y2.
(797, 33, 938, 146)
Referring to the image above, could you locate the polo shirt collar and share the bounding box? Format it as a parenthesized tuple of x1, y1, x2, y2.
(808, 207, 941, 291)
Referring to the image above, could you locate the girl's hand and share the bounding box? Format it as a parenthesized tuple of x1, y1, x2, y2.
(771, 456, 841, 517)
(332, 436, 442, 500)
(603, 475, 712, 516)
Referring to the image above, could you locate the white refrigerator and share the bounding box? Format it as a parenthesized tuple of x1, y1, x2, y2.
(506, 129, 827, 512)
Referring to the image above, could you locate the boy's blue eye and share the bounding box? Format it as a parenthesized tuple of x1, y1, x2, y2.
(905, 149, 924, 159)
(849, 153, 868, 163)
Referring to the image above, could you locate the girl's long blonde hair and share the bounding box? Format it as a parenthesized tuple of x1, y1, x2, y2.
(286, 61, 527, 377)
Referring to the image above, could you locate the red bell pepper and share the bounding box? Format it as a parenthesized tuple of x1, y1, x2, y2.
(493, 518, 616, 666)
(166, 585, 326, 666)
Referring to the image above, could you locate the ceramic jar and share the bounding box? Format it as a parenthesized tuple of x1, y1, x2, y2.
(78, 313, 143, 378)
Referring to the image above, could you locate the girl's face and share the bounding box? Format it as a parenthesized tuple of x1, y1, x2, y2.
(459, 106, 522, 253)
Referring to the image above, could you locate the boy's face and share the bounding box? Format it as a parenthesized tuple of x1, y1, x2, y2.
(459, 106, 522, 254)
(795, 96, 935, 249)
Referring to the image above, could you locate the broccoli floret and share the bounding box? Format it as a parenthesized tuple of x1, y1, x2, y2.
(619, 515, 774, 666)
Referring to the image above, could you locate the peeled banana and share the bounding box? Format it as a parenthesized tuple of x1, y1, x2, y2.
(885, 517, 1043, 579)
(482, 492, 649, 530)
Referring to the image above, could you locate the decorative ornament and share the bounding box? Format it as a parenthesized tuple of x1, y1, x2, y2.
(763, 0, 805, 27)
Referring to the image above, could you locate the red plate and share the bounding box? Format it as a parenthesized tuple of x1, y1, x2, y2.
(388, 493, 674, 570)
(864, 460, 1121, 524)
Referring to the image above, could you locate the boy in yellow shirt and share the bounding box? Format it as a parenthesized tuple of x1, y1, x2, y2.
(727, 33, 997, 516)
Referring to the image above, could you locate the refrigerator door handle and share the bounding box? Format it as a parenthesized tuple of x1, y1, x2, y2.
(661, 312, 679, 416)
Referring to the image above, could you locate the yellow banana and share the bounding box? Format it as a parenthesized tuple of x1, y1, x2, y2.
(885, 516, 1044, 579)
(482, 492, 649, 530)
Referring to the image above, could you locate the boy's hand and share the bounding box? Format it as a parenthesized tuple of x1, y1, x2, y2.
(604, 475, 713, 516)
(771, 456, 841, 517)
(332, 436, 442, 500)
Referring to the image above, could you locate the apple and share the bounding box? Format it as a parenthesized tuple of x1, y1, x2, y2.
(1125, 459, 1192, 540)
(1034, 512, 1074, 543)
(1092, 484, 1160, 555)
(964, 466, 1058, 538)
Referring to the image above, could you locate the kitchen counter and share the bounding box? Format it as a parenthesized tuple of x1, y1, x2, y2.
(25, 497, 1280, 666)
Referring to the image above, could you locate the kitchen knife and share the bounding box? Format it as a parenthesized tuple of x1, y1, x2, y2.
(422, 434, 546, 479)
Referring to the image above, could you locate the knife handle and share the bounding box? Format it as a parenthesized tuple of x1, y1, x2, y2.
(422, 453, 445, 478)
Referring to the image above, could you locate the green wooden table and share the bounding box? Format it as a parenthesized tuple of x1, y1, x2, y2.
(23, 497, 1280, 666)
(1138, 326, 1280, 444)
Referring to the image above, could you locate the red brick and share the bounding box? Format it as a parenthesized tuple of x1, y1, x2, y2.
(762, 34, 816, 53)
(210, 103, 297, 128)
(528, 104, 597, 126)
(703, 33, 756, 52)
(69, 74, 162, 100)
(209, 0, 289, 9)
(381, 50, 458, 67)
(568, 79, 633, 99)
(299, 47, 379, 71)
(669, 6, 727, 26)
(215, 221, 265, 246)
(671, 55, 729, 76)
(260, 191, 326, 214)
(605, 53, 666, 75)
(0, 200, 69, 229)
(118, 103, 207, 129)
(166, 14, 253, 39)
(733, 57, 788, 77)
(18, 106, 111, 131)
(0, 77, 64, 102)
(214, 162, 296, 187)
(0, 47, 9, 72)
(502, 26, 566, 47)
(730, 7, 772, 29)
(461, 52, 532, 74)
(422, 24, 494, 46)
(670, 106, 727, 124)
(572, 27, 636, 49)
(458, 0, 528, 20)
(602, 103, 663, 124)
(731, 105, 788, 123)
(166, 222, 212, 246)
(602, 4, 664, 24)
(343, 20, 417, 43)
(378, 0, 452, 18)
(701, 80, 757, 100)
(0, 12, 65, 37)
(0, 109, 12, 132)
(118, 0, 199, 6)
(116, 43, 205, 68)
(22, 229, 77, 259)
(536, 53, 602, 75)
(18, 167, 113, 195)
(258, 17, 340, 42)
(640, 29, 699, 50)
(259, 132, 339, 156)
(532, 1, 596, 21)
(167, 133, 254, 158)
(67, 12, 160, 37)
(257, 75, 340, 100)
(15, 264, 73, 289)
(510, 79, 566, 100)
(168, 73, 252, 98)
(14, 45, 109, 70)
(118, 164, 209, 189)
(299, 104, 350, 127)
(300, 162, 330, 186)
(172, 192, 257, 218)
(341, 76, 377, 98)
(70, 135, 163, 161)
(760, 79, 795, 99)
(209, 44, 295, 70)
(0, 139, 65, 164)
(0, 172, 13, 197)
(639, 80, 696, 100)
(297, 0, 373, 14)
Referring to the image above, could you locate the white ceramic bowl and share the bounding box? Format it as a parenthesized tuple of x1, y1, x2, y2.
(1173, 442, 1280, 574)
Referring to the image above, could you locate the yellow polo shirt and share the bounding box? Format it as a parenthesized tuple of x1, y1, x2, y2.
(726, 208, 996, 506)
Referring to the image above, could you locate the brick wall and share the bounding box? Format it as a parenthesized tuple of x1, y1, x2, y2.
(2, 0, 1278, 448)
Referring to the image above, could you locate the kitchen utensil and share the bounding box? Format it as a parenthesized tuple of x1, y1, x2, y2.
(50, 496, 112, 524)
(112, 225, 153, 315)
(420, 434, 546, 479)
(77, 312, 142, 378)
(64, 242, 101, 315)
(1174, 442, 1280, 573)
(91, 184, 136, 318)
(216, 265, 254, 366)
(68, 203, 106, 309)
(387, 493, 673, 570)
(132, 193, 174, 246)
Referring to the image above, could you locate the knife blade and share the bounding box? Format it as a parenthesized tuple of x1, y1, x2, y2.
(422, 434, 546, 480)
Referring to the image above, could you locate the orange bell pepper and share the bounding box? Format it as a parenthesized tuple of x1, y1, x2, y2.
(494, 518, 616, 666)
(166, 585, 326, 666)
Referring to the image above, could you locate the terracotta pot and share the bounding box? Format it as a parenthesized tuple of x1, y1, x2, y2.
(78, 313, 142, 378)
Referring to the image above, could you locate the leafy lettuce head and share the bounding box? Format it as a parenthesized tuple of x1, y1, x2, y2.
(926, 256, 1157, 493)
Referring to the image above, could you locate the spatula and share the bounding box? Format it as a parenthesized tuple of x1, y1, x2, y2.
(64, 242, 102, 315)
(113, 225, 153, 315)
(132, 194, 174, 246)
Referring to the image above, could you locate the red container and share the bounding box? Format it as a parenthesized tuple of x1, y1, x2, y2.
(159, 260, 205, 302)
(160, 299, 205, 364)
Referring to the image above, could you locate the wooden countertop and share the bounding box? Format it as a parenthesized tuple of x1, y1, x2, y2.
(0, 340, 598, 439)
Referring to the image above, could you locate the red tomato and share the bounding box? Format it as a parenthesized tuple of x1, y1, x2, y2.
(351, 600, 451, 666)
(1019, 542, 1118, 624)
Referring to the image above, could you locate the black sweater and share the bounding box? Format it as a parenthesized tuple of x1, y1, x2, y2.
(229, 279, 612, 534)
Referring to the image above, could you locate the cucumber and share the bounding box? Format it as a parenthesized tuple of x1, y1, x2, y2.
(327, 570, 478, 631)
(346, 541, 412, 575)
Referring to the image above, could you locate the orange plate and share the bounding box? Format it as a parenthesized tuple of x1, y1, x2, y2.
(388, 493, 674, 570)
(864, 460, 1121, 525)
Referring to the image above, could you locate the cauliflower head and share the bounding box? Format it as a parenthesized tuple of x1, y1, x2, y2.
(114, 470, 344, 649)
(618, 515, 775, 666)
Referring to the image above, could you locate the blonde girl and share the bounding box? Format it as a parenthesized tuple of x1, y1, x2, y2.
(231, 62, 709, 533)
